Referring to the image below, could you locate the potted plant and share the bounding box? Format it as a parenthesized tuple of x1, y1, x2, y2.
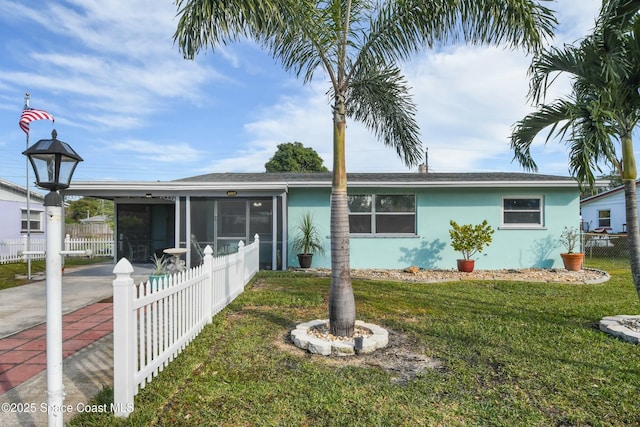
(559, 226, 584, 271)
(449, 219, 494, 272)
(291, 212, 325, 268)
(149, 253, 169, 289)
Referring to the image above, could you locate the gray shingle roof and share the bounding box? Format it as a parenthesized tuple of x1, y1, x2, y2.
(175, 172, 575, 185)
(66, 172, 576, 199)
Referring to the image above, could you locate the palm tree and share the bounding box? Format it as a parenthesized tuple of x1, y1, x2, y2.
(175, 0, 555, 336)
(511, 0, 640, 296)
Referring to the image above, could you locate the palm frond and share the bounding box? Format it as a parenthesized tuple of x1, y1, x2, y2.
(174, 0, 289, 58)
(344, 64, 422, 167)
(359, 0, 555, 72)
(512, 0, 640, 189)
(510, 99, 576, 172)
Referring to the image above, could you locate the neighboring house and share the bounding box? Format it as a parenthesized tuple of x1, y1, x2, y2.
(79, 214, 110, 224)
(66, 215, 113, 239)
(0, 178, 46, 241)
(64, 172, 579, 271)
(580, 181, 640, 233)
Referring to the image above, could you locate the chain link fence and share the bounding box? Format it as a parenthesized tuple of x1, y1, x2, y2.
(582, 232, 629, 267)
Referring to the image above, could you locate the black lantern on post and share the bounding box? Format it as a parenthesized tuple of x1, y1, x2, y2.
(22, 129, 83, 192)
(21, 129, 82, 426)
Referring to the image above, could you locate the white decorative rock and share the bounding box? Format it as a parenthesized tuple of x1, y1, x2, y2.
(307, 337, 332, 355)
(332, 341, 355, 356)
(599, 315, 640, 344)
(291, 319, 389, 356)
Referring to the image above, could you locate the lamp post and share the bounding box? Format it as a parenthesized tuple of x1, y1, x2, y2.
(23, 130, 82, 427)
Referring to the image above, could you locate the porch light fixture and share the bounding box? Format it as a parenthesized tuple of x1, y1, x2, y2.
(227, 190, 237, 197)
(22, 129, 83, 191)
(22, 129, 82, 426)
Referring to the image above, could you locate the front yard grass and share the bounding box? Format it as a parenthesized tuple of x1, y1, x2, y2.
(71, 258, 640, 426)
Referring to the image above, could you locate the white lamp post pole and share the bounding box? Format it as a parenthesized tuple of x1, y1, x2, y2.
(44, 191, 65, 426)
(22, 130, 83, 427)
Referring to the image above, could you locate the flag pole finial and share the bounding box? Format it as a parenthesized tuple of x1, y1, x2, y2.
(24, 93, 30, 108)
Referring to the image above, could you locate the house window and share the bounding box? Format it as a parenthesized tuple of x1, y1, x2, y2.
(21, 209, 43, 232)
(598, 209, 611, 228)
(348, 194, 416, 235)
(502, 197, 543, 227)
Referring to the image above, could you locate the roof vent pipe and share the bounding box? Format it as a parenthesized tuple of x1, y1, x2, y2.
(418, 147, 428, 173)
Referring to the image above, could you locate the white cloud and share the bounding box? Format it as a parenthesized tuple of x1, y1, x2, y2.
(0, 0, 615, 182)
(213, 0, 606, 175)
(0, 0, 225, 131)
(111, 139, 203, 163)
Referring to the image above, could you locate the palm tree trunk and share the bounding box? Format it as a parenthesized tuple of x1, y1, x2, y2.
(624, 179, 640, 297)
(329, 95, 355, 337)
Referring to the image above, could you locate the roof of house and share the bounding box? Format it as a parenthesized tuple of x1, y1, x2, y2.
(0, 178, 46, 202)
(79, 215, 110, 224)
(175, 172, 576, 186)
(580, 180, 640, 205)
(64, 172, 577, 199)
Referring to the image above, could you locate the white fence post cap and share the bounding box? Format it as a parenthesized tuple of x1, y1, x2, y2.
(113, 257, 134, 275)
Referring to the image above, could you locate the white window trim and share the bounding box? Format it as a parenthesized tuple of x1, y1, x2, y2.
(21, 208, 44, 233)
(597, 209, 611, 228)
(500, 195, 544, 229)
(348, 194, 417, 236)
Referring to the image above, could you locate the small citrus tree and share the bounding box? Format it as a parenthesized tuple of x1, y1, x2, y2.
(449, 220, 494, 260)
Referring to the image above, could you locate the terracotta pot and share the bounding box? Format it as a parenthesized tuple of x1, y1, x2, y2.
(561, 253, 584, 271)
(457, 259, 475, 273)
(297, 253, 313, 269)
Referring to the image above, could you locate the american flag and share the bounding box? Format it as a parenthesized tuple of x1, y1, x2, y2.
(19, 108, 55, 135)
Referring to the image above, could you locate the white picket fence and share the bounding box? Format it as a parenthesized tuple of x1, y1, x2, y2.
(0, 235, 114, 264)
(112, 235, 260, 417)
(0, 236, 46, 264)
(63, 234, 114, 258)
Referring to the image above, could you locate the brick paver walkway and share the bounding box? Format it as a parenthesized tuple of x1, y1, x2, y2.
(0, 302, 113, 394)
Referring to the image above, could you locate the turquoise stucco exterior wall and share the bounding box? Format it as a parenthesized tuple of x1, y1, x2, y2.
(287, 186, 580, 270)
(287, 188, 332, 268)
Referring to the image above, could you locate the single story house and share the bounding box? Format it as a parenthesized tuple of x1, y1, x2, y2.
(79, 214, 110, 224)
(0, 178, 46, 241)
(63, 172, 579, 271)
(580, 181, 640, 233)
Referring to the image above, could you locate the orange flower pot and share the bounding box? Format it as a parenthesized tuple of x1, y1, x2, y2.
(561, 253, 584, 271)
(457, 259, 475, 273)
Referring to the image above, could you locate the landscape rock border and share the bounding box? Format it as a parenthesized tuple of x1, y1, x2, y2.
(291, 319, 389, 356)
(291, 267, 610, 285)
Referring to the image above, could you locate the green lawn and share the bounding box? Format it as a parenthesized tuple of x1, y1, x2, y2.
(71, 258, 640, 426)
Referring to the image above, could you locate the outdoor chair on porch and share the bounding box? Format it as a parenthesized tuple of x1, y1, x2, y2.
(125, 238, 148, 262)
(190, 234, 206, 265)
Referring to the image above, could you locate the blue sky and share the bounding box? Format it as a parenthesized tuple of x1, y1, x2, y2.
(0, 0, 610, 186)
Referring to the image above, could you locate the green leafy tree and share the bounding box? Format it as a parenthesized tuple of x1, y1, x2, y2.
(175, 0, 555, 336)
(65, 197, 114, 224)
(265, 142, 329, 172)
(449, 220, 494, 260)
(510, 0, 640, 295)
(599, 170, 625, 192)
(581, 170, 624, 198)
